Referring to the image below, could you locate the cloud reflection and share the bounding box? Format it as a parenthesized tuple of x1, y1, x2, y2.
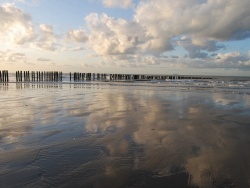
(1, 84, 250, 187)
(84, 89, 250, 187)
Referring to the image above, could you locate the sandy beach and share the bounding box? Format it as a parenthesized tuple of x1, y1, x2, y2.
(0, 82, 250, 187)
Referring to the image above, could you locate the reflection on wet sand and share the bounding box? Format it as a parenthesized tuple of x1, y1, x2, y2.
(0, 84, 250, 187)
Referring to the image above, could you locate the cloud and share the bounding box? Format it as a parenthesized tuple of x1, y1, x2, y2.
(101, 0, 133, 8)
(135, 0, 250, 41)
(35, 24, 58, 51)
(213, 51, 250, 70)
(37, 58, 51, 62)
(1, 1, 250, 71)
(66, 29, 88, 43)
(86, 13, 143, 56)
(134, 0, 250, 57)
(0, 4, 60, 51)
(165, 51, 250, 70)
(0, 3, 36, 45)
(85, 0, 250, 67)
(0, 50, 27, 64)
(82, 90, 250, 187)
(67, 46, 86, 51)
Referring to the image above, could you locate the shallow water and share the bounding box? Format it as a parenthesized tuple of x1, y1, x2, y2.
(0, 83, 250, 187)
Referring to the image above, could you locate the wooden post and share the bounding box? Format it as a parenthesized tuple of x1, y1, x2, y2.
(20, 71, 22, 82)
(3, 71, 5, 82)
(16, 71, 18, 82)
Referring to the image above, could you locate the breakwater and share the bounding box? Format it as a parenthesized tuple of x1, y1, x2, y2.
(0, 70, 9, 83)
(16, 71, 63, 82)
(0, 70, 213, 83)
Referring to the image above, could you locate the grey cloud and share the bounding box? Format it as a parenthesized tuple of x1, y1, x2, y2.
(210, 53, 217, 57)
(0, 50, 27, 64)
(171, 55, 179, 59)
(37, 58, 51, 62)
(230, 31, 250, 40)
(139, 51, 250, 71)
(178, 37, 225, 59)
(188, 48, 208, 59)
(180, 52, 250, 70)
(70, 46, 86, 51)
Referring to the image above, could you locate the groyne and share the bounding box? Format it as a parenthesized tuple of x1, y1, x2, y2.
(0, 70, 213, 83)
(0, 70, 9, 83)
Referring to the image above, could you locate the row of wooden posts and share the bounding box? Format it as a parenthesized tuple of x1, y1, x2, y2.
(16, 71, 63, 82)
(0, 70, 213, 83)
(0, 70, 9, 83)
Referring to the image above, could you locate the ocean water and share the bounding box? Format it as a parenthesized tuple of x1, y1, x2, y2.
(0, 77, 250, 187)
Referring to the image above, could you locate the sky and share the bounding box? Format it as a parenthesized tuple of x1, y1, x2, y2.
(1, 0, 250, 76)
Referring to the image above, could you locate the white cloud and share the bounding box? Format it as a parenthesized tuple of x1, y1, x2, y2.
(101, 0, 133, 8)
(66, 29, 88, 43)
(84, 0, 250, 70)
(0, 4, 60, 51)
(0, 3, 36, 45)
(86, 13, 143, 56)
(1, 1, 250, 72)
(36, 24, 58, 51)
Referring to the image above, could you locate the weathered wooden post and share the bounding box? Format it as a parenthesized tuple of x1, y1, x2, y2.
(16, 71, 18, 82)
(20, 71, 22, 82)
(3, 70, 5, 82)
(2, 71, 4, 82)
(5, 70, 8, 82)
(33, 71, 36, 82)
(24, 71, 27, 82)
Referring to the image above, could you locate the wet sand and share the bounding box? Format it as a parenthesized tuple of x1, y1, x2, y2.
(0, 83, 250, 187)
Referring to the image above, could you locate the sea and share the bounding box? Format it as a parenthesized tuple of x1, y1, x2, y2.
(0, 74, 250, 187)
